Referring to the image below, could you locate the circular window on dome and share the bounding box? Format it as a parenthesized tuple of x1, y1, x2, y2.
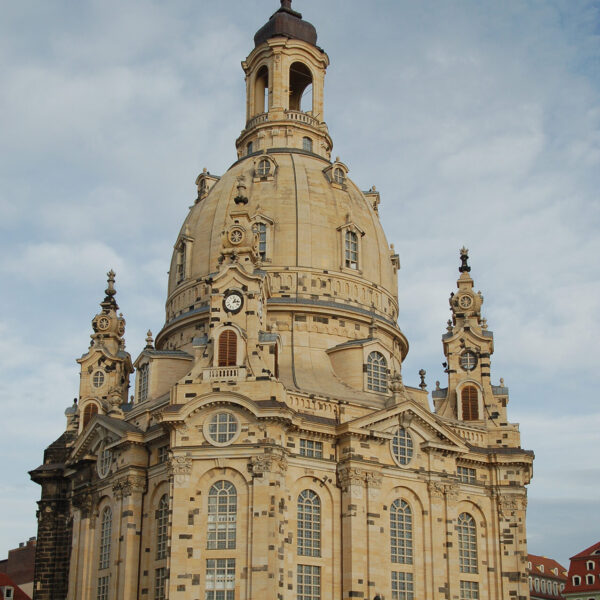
(97, 445, 112, 478)
(460, 351, 477, 371)
(205, 411, 239, 446)
(391, 427, 413, 466)
(92, 370, 105, 388)
(333, 167, 345, 185)
(257, 158, 271, 177)
(228, 228, 244, 245)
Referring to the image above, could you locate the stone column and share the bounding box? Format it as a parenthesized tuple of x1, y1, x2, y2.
(338, 463, 369, 600)
(113, 473, 147, 600)
(427, 481, 449, 600)
(497, 493, 529, 600)
(248, 446, 288, 600)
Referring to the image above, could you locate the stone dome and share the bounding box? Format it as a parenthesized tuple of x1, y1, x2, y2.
(155, 2, 408, 401)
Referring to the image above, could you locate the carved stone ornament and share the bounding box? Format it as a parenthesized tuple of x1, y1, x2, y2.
(112, 475, 147, 499)
(445, 483, 459, 503)
(497, 494, 527, 516)
(428, 481, 446, 499)
(72, 491, 96, 519)
(364, 471, 383, 489)
(169, 456, 193, 486)
(250, 447, 288, 476)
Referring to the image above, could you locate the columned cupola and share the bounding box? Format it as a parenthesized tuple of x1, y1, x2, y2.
(235, 0, 333, 159)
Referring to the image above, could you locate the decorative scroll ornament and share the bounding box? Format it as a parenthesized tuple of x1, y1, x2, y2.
(428, 481, 446, 499)
(497, 494, 527, 516)
(250, 447, 288, 476)
(337, 465, 382, 492)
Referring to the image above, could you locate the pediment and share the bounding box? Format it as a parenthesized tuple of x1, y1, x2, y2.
(69, 415, 142, 463)
(340, 400, 468, 454)
(211, 263, 267, 291)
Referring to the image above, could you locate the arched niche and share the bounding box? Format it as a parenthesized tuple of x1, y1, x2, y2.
(253, 64, 269, 116)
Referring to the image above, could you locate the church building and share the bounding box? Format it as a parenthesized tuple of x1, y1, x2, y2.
(30, 2, 534, 600)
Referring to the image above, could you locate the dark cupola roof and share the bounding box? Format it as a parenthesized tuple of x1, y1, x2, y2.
(254, 0, 317, 47)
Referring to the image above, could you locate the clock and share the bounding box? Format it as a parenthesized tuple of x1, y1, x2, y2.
(458, 295, 472, 309)
(98, 316, 110, 330)
(223, 291, 243, 314)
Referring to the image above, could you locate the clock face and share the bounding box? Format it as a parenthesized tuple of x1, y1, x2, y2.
(459, 295, 472, 309)
(224, 292, 243, 313)
(98, 316, 110, 330)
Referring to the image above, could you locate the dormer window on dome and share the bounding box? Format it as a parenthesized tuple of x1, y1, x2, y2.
(324, 160, 349, 189)
(195, 169, 219, 203)
(253, 155, 276, 181)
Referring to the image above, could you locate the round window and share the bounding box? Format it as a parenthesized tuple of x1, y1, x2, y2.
(97, 446, 112, 478)
(391, 428, 413, 466)
(228, 228, 244, 245)
(460, 351, 477, 371)
(92, 370, 105, 388)
(205, 412, 239, 446)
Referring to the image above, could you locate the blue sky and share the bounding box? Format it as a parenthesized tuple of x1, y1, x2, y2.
(1, 0, 599, 568)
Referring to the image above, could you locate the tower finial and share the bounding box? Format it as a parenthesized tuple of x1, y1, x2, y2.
(459, 246, 471, 273)
(101, 269, 119, 309)
(281, 0, 292, 8)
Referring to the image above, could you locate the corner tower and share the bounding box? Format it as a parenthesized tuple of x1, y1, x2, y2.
(236, 0, 332, 159)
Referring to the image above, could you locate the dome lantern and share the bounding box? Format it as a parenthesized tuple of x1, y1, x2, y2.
(237, 1, 332, 159)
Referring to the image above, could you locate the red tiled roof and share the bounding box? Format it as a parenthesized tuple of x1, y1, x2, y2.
(571, 541, 600, 560)
(528, 554, 568, 579)
(0, 573, 32, 600)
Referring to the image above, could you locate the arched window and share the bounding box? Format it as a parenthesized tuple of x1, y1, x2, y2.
(98, 506, 112, 571)
(528, 576, 532, 590)
(82, 403, 98, 428)
(257, 222, 267, 261)
(156, 494, 169, 560)
(207, 481, 237, 549)
(391, 428, 413, 466)
(367, 351, 387, 392)
(461, 385, 479, 420)
(138, 363, 149, 402)
(458, 513, 478, 573)
(297, 490, 321, 557)
(247, 141, 254, 155)
(534, 578, 540, 591)
(390, 499, 412, 564)
(218, 330, 237, 367)
(257, 159, 271, 177)
(302, 136, 313, 152)
(333, 167, 345, 185)
(345, 230, 358, 269)
(572, 575, 581, 586)
(176, 241, 187, 284)
(289, 62, 313, 112)
(586, 574, 595, 585)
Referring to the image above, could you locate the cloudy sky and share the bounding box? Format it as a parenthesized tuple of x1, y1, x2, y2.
(1, 0, 598, 568)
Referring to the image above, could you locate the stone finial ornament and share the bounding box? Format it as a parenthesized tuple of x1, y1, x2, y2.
(234, 175, 248, 205)
(145, 330, 154, 349)
(418, 369, 427, 390)
(459, 246, 471, 273)
(101, 269, 119, 310)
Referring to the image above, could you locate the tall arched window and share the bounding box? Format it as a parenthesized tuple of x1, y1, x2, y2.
(218, 330, 237, 367)
(297, 490, 321, 557)
(257, 222, 267, 261)
(461, 386, 479, 420)
(97, 506, 112, 600)
(156, 494, 169, 560)
(207, 481, 237, 549)
(390, 499, 413, 564)
(138, 363, 149, 402)
(458, 512, 478, 573)
(367, 351, 387, 392)
(254, 65, 269, 115)
(345, 230, 358, 269)
(82, 403, 98, 428)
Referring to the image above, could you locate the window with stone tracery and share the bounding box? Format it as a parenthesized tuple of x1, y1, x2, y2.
(390, 499, 413, 564)
(297, 490, 321, 557)
(367, 351, 387, 392)
(458, 513, 478, 573)
(207, 481, 237, 549)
